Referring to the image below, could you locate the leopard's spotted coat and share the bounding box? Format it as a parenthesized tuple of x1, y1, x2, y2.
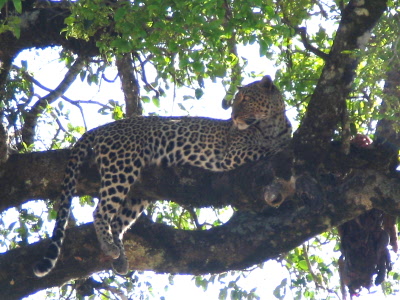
(33, 75, 291, 277)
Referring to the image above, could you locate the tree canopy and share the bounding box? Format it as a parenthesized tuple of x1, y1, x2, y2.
(1, 0, 400, 299)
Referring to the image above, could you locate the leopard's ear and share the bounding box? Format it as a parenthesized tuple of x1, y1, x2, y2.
(259, 75, 274, 90)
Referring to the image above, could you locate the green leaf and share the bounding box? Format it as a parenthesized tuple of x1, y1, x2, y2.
(79, 195, 94, 206)
(80, 70, 86, 82)
(183, 95, 194, 100)
(48, 209, 57, 221)
(64, 16, 76, 26)
(192, 61, 204, 73)
(114, 7, 127, 21)
(178, 103, 187, 111)
(12, 25, 20, 39)
(8, 221, 17, 231)
(12, 0, 22, 13)
(141, 96, 150, 103)
(298, 260, 308, 271)
(195, 88, 204, 99)
(213, 65, 226, 78)
(110, 38, 132, 53)
(152, 96, 160, 108)
(0, 0, 8, 10)
(264, 6, 275, 19)
(112, 105, 124, 120)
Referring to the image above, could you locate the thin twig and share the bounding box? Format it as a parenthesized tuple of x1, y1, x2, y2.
(50, 110, 68, 133)
(16, 57, 85, 147)
(302, 244, 323, 290)
(295, 27, 329, 60)
(101, 72, 118, 83)
(183, 205, 203, 229)
(14, 64, 115, 133)
(14, 65, 110, 109)
(134, 52, 160, 98)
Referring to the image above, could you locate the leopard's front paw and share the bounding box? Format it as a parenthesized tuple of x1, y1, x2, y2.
(112, 253, 129, 275)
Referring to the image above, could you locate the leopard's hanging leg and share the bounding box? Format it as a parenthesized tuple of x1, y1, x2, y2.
(94, 168, 136, 259)
(111, 198, 149, 274)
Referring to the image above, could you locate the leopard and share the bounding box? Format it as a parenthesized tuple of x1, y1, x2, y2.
(33, 75, 292, 277)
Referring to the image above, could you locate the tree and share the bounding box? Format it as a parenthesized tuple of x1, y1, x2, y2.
(0, 0, 399, 299)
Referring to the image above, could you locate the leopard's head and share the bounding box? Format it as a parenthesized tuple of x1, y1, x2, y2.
(231, 75, 285, 130)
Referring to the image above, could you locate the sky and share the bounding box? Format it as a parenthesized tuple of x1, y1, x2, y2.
(2, 36, 400, 299)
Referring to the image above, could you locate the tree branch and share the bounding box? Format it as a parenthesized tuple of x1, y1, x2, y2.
(0, 148, 294, 213)
(0, 6, 99, 59)
(295, 27, 329, 60)
(134, 53, 160, 98)
(221, 0, 242, 106)
(1, 163, 400, 299)
(293, 0, 388, 170)
(20, 57, 85, 147)
(115, 53, 142, 117)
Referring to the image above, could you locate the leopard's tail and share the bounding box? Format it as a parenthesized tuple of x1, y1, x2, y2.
(33, 131, 94, 277)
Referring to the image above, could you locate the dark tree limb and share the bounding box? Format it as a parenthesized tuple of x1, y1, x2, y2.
(0, 7, 99, 59)
(0, 149, 293, 214)
(0, 141, 397, 213)
(293, 0, 388, 169)
(1, 162, 400, 299)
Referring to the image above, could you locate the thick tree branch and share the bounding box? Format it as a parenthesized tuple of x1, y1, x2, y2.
(0, 149, 293, 213)
(1, 141, 397, 213)
(1, 164, 400, 299)
(293, 0, 387, 169)
(0, 7, 99, 59)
